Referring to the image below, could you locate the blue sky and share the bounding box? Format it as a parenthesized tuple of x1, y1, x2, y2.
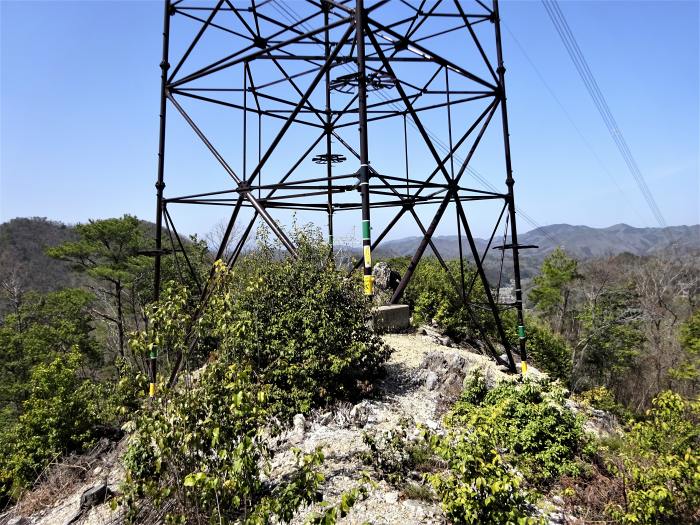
(1, 0, 698, 242)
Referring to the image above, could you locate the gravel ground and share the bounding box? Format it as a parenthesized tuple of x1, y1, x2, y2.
(277, 331, 529, 525)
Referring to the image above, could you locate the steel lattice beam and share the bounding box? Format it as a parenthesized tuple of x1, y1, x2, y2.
(152, 0, 530, 391)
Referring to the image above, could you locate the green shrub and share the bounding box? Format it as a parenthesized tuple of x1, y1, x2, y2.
(448, 373, 587, 486)
(203, 226, 389, 418)
(395, 257, 494, 342)
(121, 360, 325, 524)
(503, 313, 572, 383)
(607, 391, 700, 524)
(121, 227, 390, 521)
(0, 350, 99, 503)
(574, 386, 632, 421)
(427, 420, 539, 525)
(424, 374, 587, 524)
(0, 288, 99, 425)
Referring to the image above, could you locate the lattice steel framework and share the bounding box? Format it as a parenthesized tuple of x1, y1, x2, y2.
(151, 0, 530, 390)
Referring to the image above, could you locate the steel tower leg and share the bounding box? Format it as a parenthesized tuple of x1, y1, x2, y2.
(151, 0, 171, 397)
(494, 0, 528, 374)
(356, 0, 373, 296)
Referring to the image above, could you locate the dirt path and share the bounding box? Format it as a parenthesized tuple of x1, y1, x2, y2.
(278, 332, 525, 525)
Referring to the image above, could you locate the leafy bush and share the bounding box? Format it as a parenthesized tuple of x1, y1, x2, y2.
(574, 386, 632, 421)
(424, 374, 587, 524)
(0, 288, 99, 424)
(202, 226, 389, 418)
(607, 390, 700, 524)
(426, 414, 539, 525)
(503, 312, 572, 383)
(121, 360, 325, 524)
(0, 350, 100, 503)
(121, 227, 390, 521)
(391, 257, 494, 342)
(427, 428, 539, 525)
(449, 373, 588, 486)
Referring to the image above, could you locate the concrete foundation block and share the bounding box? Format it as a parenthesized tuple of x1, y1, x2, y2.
(374, 304, 410, 332)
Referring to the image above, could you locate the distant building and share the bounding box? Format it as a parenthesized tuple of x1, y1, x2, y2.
(494, 279, 516, 304)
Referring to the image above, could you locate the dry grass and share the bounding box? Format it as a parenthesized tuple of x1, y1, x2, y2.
(3, 439, 118, 521)
(558, 459, 624, 524)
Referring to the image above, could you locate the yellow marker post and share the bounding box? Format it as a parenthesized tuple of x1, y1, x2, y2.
(521, 361, 528, 376)
(363, 275, 374, 295)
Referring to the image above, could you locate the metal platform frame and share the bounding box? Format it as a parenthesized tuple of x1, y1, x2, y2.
(151, 0, 529, 391)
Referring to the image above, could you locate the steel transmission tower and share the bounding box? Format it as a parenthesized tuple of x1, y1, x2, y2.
(151, 0, 529, 392)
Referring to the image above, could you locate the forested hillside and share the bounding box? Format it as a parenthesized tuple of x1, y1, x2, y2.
(375, 223, 700, 279)
(0, 218, 79, 313)
(2, 218, 698, 299)
(0, 216, 698, 524)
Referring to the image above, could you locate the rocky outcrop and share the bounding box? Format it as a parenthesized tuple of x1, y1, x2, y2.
(4, 332, 588, 525)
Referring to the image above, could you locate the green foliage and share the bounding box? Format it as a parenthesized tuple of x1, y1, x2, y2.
(121, 358, 326, 524)
(0, 288, 98, 424)
(199, 226, 389, 418)
(575, 286, 644, 394)
(394, 257, 493, 342)
(427, 418, 539, 525)
(449, 373, 587, 487)
(504, 312, 572, 383)
(120, 227, 389, 520)
(46, 215, 148, 284)
(425, 374, 587, 524)
(607, 391, 700, 524)
(0, 350, 100, 503)
(670, 309, 700, 383)
(46, 215, 152, 359)
(574, 386, 633, 421)
(528, 247, 579, 321)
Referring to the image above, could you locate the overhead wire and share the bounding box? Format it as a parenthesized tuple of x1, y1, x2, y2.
(541, 0, 667, 227)
(503, 23, 647, 225)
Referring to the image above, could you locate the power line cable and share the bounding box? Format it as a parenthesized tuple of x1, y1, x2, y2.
(541, 0, 667, 227)
(503, 23, 647, 225)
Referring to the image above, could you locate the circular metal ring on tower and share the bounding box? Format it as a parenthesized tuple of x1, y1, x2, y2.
(312, 153, 347, 164)
(330, 71, 395, 94)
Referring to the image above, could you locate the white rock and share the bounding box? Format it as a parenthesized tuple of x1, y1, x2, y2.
(317, 411, 333, 426)
(425, 419, 439, 430)
(293, 413, 306, 434)
(349, 401, 370, 427)
(404, 500, 427, 518)
(425, 370, 439, 391)
(384, 491, 399, 504)
(438, 336, 452, 347)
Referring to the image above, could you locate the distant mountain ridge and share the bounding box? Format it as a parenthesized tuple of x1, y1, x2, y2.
(1, 219, 697, 305)
(375, 223, 700, 262)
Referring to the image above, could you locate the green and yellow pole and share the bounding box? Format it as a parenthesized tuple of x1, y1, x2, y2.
(356, 0, 373, 296)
